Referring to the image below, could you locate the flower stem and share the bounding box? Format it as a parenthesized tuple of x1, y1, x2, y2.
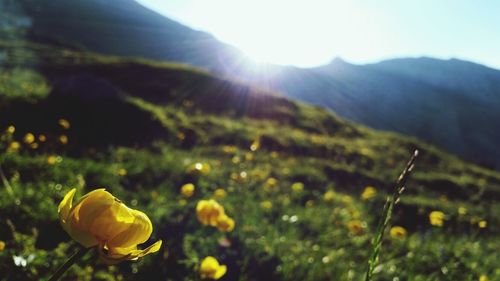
(48, 246, 91, 281)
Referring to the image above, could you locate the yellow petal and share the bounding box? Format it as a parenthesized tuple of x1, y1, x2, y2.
(89, 199, 135, 243)
(107, 209, 153, 248)
(214, 265, 227, 280)
(58, 188, 76, 232)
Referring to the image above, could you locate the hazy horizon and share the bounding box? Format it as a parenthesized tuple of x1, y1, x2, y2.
(137, 0, 500, 69)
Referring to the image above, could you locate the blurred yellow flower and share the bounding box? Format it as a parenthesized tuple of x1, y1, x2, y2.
(58, 118, 71, 129)
(458, 206, 467, 215)
(216, 215, 235, 232)
(347, 220, 364, 235)
(47, 155, 58, 165)
(222, 145, 237, 154)
(0, 240, 5, 251)
(291, 182, 304, 193)
(250, 138, 260, 151)
(187, 162, 211, 175)
(361, 186, 377, 200)
(8, 141, 20, 152)
(30, 142, 38, 149)
(323, 190, 335, 202)
(429, 211, 445, 227)
(38, 134, 47, 142)
(305, 200, 314, 208)
(390, 226, 407, 239)
(200, 256, 227, 280)
(196, 199, 225, 226)
(480, 275, 489, 281)
(58, 188, 162, 264)
(270, 151, 279, 158)
(23, 133, 35, 144)
(478, 220, 487, 229)
(181, 183, 195, 198)
(260, 200, 273, 210)
(59, 135, 69, 145)
(6, 125, 15, 134)
(265, 177, 278, 188)
(117, 168, 127, 177)
(213, 188, 227, 199)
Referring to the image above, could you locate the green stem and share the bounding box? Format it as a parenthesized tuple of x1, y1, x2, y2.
(48, 246, 91, 281)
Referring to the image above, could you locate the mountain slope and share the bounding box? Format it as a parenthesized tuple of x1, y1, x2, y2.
(3, 0, 500, 169)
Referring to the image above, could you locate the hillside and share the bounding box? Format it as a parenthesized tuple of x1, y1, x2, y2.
(0, 40, 499, 280)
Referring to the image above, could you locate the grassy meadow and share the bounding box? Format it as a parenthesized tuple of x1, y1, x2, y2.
(0, 40, 499, 281)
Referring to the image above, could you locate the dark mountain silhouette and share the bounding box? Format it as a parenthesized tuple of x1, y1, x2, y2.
(3, 0, 500, 169)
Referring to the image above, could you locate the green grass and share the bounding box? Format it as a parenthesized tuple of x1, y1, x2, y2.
(0, 41, 499, 281)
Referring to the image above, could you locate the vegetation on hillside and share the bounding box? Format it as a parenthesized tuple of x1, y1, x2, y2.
(0, 41, 498, 281)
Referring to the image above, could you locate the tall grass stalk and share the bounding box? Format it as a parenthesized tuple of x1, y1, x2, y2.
(364, 150, 419, 281)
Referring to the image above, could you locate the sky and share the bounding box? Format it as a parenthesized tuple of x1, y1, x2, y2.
(137, 0, 500, 68)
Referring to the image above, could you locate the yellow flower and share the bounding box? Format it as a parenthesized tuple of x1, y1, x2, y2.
(30, 142, 39, 149)
(480, 275, 489, 281)
(347, 220, 364, 235)
(265, 177, 278, 188)
(7, 141, 20, 152)
(361, 186, 376, 200)
(250, 138, 260, 151)
(0, 240, 5, 251)
(200, 256, 227, 280)
(58, 118, 71, 129)
(6, 125, 15, 134)
(196, 199, 225, 227)
(186, 162, 211, 175)
(216, 215, 235, 232)
(23, 133, 35, 144)
(59, 135, 69, 145)
(181, 183, 195, 198)
(58, 188, 162, 264)
(260, 200, 273, 210)
(213, 189, 227, 199)
(478, 220, 487, 229)
(38, 134, 47, 142)
(390, 226, 407, 239)
(323, 190, 335, 202)
(458, 206, 467, 215)
(291, 182, 304, 193)
(117, 168, 127, 177)
(429, 211, 445, 227)
(47, 155, 58, 165)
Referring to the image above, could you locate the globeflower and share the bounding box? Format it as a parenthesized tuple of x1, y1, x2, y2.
(23, 133, 35, 144)
(181, 183, 195, 198)
(196, 199, 235, 232)
(361, 186, 377, 200)
(200, 256, 227, 280)
(58, 188, 162, 265)
(6, 125, 15, 134)
(0, 240, 5, 251)
(429, 211, 445, 227)
(389, 226, 407, 239)
(58, 118, 71, 129)
(213, 188, 227, 199)
(7, 141, 20, 152)
(291, 182, 304, 193)
(216, 215, 235, 232)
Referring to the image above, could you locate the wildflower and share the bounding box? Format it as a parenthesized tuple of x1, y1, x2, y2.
(187, 162, 211, 175)
(47, 155, 58, 165)
(250, 138, 260, 151)
(458, 206, 467, 215)
(291, 182, 304, 193)
(347, 220, 364, 235)
(59, 135, 68, 145)
(200, 256, 227, 280)
(216, 215, 235, 232)
(478, 220, 487, 229)
(58, 118, 71, 129)
(30, 142, 38, 149)
(305, 200, 314, 208)
(117, 168, 127, 177)
(181, 183, 195, 198)
(270, 151, 279, 158)
(23, 133, 35, 144)
(196, 199, 225, 226)
(0, 240, 5, 251)
(429, 211, 445, 227)
(38, 134, 47, 142)
(7, 141, 20, 152)
(480, 275, 489, 281)
(361, 186, 376, 200)
(213, 188, 227, 199)
(323, 190, 335, 202)
(6, 125, 15, 134)
(390, 226, 407, 239)
(58, 188, 162, 264)
(265, 177, 278, 188)
(222, 145, 237, 154)
(260, 200, 272, 210)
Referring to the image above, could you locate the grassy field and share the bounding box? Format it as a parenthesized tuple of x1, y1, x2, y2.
(0, 40, 499, 281)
